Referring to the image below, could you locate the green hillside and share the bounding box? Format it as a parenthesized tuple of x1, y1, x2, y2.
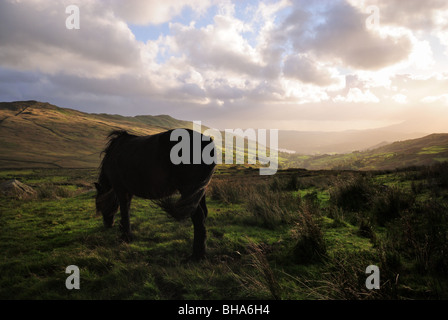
(2, 100, 447, 171)
(283, 133, 448, 170)
(0, 100, 279, 171)
(0, 101, 193, 168)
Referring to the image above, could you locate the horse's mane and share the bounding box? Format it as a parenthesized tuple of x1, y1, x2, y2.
(105, 130, 134, 150)
(107, 129, 132, 141)
(99, 130, 134, 167)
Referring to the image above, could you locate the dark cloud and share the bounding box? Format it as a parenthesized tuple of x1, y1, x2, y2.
(0, 1, 141, 74)
(286, 2, 412, 70)
(371, 0, 448, 30)
(283, 54, 336, 86)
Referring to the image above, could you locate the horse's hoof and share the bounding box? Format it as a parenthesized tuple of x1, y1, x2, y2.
(103, 221, 114, 228)
(184, 253, 206, 263)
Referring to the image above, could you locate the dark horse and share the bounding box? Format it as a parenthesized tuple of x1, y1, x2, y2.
(95, 129, 216, 260)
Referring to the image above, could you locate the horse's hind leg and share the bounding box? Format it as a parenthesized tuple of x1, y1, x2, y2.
(191, 195, 207, 260)
(118, 193, 133, 242)
(200, 195, 208, 218)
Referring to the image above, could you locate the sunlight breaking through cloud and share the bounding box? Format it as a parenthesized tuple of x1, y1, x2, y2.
(1, 0, 448, 132)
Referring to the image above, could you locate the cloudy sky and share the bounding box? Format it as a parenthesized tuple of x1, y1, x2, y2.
(1, 0, 448, 132)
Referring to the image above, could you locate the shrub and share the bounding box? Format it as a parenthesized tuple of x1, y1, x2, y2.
(302, 191, 320, 213)
(385, 200, 448, 276)
(329, 174, 376, 213)
(284, 174, 301, 191)
(370, 186, 415, 226)
(268, 177, 285, 192)
(326, 205, 348, 228)
(425, 162, 448, 188)
(357, 218, 376, 242)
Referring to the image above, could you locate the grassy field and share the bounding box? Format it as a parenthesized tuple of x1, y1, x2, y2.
(1, 165, 447, 300)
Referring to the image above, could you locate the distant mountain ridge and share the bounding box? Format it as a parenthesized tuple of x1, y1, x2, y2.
(278, 129, 427, 155)
(283, 133, 448, 170)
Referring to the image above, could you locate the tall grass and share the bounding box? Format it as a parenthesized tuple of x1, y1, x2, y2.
(312, 251, 387, 300)
(36, 183, 75, 199)
(291, 203, 326, 264)
(245, 184, 300, 229)
(208, 179, 247, 204)
(231, 240, 281, 300)
(210, 177, 302, 229)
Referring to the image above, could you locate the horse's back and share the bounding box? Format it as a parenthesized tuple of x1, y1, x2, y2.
(102, 129, 215, 199)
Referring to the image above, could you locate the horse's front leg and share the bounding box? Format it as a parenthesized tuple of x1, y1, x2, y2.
(191, 206, 207, 260)
(191, 199, 207, 260)
(118, 193, 133, 242)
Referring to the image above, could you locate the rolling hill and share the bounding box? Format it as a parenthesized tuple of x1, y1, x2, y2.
(0, 100, 194, 168)
(1, 100, 447, 171)
(278, 129, 427, 155)
(283, 133, 448, 170)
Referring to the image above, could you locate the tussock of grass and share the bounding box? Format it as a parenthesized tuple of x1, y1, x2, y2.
(229, 239, 281, 300)
(245, 185, 300, 229)
(291, 204, 326, 264)
(208, 179, 247, 204)
(36, 183, 75, 199)
(329, 174, 376, 213)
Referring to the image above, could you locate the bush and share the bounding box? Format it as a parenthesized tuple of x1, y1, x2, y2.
(385, 200, 448, 276)
(284, 174, 301, 191)
(329, 174, 376, 213)
(268, 177, 285, 192)
(425, 162, 448, 188)
(370, 186, 415, 226)
(357, 218, 376, 242)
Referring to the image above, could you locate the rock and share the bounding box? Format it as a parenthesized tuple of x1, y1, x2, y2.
(0, 179, 37, 199)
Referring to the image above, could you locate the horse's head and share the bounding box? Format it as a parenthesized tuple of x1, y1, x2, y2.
(94, 182, 101, 193)
(94, 182, 117, 228)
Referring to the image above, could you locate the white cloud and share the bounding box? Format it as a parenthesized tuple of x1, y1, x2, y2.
(421, 94, 448, 104)
(168, 15, 262, 77)
(392, 94, 408, 104)
(109, 0, 212, 25)
(283, 1, 413, 71)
